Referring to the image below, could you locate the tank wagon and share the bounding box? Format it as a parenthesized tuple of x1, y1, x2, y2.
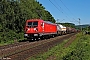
(24, 19, 57, 39)
(57, 24, 66, 35)
(66, 27, 72, 34)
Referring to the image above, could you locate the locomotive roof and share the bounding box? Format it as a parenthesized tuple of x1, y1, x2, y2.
(44, 21, 54, 24)
(26, 19, 56, 25)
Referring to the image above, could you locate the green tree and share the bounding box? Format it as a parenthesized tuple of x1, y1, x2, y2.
(0, 0, 56, 44)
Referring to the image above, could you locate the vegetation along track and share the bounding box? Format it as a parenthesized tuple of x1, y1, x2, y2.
(0, 33, 76, 60)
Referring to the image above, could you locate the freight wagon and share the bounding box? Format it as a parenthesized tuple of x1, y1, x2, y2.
(57, 24, 66, 35)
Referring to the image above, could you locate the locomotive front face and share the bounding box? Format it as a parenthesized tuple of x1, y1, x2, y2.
(24, 21, 39, 38)
(26, 21, 38, 32)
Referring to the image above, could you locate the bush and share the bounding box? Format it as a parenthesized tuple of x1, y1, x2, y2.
(62, 35, 90, 60)
(0, 30, 24, 45)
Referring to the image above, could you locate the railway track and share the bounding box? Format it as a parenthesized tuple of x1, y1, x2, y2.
(0, 33, 76, 60)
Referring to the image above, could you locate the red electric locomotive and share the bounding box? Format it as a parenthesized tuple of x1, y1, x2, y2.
(24, 19, 57, 40)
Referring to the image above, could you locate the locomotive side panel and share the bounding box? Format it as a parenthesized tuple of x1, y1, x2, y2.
(44, 22, 57, 34)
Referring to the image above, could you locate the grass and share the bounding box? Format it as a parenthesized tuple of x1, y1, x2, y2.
(0, 31, 24, 46)
(65, 34, 90, 60)
(0, 40, 14, 46)
(29, 33, 90, 60)
(0, 38, 24, 46)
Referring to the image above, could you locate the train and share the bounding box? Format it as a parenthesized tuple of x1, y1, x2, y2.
(24, 19, 78, 40)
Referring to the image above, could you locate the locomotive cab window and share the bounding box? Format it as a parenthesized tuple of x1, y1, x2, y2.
(28, 22, 32, 26)
(33, 22, 38, 26)
(27, 21, 38, 28)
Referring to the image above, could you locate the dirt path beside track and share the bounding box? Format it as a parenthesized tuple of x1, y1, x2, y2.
(47, 34, 77, 60)
(64, 35, 76, 47)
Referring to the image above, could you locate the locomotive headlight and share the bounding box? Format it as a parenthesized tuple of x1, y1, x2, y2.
(34, 28, 36, 30)
(28, 28, 30, 30)
(34, 28, 38, 31)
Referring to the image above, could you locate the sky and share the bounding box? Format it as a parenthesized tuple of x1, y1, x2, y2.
(37, 0, 90, 25)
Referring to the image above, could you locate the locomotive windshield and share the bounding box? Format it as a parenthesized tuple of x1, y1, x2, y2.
(27, 21, 38, 28)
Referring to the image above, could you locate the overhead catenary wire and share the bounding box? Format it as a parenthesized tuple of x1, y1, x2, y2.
(49, 0, 71, 21)
(59, 0, 78, 22)
(49, 0, 63, 13)
(54, 0, 71, 21)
